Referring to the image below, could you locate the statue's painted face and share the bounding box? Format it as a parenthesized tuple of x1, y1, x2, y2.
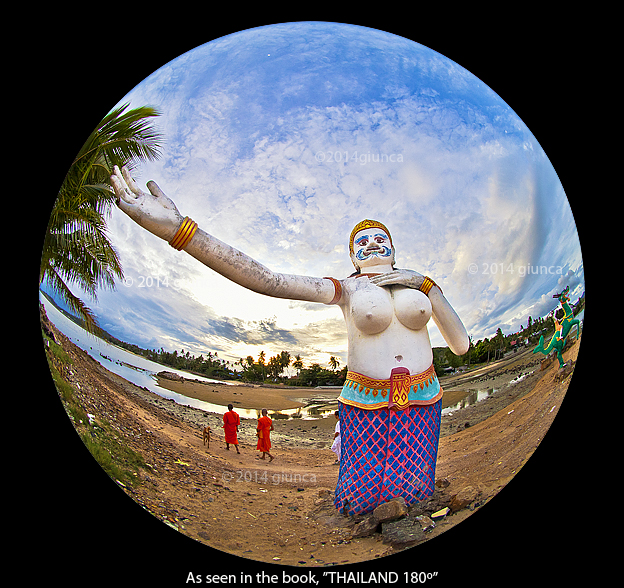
(352, 228, 393, 266)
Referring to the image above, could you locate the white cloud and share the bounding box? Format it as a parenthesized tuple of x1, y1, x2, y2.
(82, 23, 584, 362)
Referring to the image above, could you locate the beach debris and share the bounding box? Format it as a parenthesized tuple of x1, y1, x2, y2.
(414, 515, 436, 531)
(163, 518, 179, 531)
(431, 507, 450, 520)
(174, 459, 190, 466)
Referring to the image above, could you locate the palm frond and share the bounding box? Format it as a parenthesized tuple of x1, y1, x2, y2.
(74, 103, 163, 171)
(41, 103, 162, 333)
(42, 265, 101, 335)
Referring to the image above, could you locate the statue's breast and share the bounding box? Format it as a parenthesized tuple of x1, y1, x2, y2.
(392, 287, 432, 331)
(346, 279, 432, 335)
(349, 285, 393, 335)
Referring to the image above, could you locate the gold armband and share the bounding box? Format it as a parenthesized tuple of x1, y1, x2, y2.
(323, 277, 343, 305)
(169, 217, 198, 251)
(419, 276, 440, 296)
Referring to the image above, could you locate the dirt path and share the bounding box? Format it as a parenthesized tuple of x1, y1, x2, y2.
(43, 321, 580, 570)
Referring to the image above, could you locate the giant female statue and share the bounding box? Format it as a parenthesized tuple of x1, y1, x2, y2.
(111, 165, 469, 515)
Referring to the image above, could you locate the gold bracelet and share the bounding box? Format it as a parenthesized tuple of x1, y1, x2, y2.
(419, 276, 438, 296)
(169, 217, 198, 251)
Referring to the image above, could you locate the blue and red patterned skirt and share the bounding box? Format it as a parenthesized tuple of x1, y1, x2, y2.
(334, 366, 442, 515)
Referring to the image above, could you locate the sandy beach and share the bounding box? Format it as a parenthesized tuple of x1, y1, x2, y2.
(43, 316, 580, 570)
(155, 375, 331, 411)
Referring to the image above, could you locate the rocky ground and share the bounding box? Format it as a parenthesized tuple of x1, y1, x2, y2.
(40, 314, 581, 581)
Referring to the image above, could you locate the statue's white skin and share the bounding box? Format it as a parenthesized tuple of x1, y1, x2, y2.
(111, 166, 469, 380)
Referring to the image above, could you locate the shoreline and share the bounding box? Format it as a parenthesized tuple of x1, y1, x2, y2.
(102, 344, 549, 449)
(153, 345, 544, 420)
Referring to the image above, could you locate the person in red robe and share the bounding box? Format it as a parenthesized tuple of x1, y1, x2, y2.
(223, 404, 240, 454)
(256, 409, 274, 462)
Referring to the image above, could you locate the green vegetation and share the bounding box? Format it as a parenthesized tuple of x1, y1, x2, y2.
(44, 328, 146, 487)
(79, 424, 146, 489)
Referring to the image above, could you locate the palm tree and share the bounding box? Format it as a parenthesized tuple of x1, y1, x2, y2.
(40, 103, 162, 333)
(292, 354, 304, 377)
(258, 351, 266, 381)
(278, 351, 291, 376)
(329, 356, 340, 371)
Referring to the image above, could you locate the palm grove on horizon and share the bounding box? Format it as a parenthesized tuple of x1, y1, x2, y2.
(40, 106, 584, 386)
(110, 301, 583, 387)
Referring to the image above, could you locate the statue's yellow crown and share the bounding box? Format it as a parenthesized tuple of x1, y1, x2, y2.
(349, 219, 393, 255)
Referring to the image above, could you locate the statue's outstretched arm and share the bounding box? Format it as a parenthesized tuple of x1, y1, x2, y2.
(111, 166, 337, 304)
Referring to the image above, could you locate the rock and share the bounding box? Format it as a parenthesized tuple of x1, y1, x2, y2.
(381, 518, 425, 547)
(408, 488, 451, 517)
(449, 485, 480, 512)
(157, 371, 183, 382)
(373, 496, 408, 523)
(554, 360, 575, 383)
(435, 478, 450, 489)
(414, 515, 436, 531)
(351, 515, 379, 538)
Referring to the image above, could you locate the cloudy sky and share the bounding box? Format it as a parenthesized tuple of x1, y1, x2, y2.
(46, 22, 584, 371)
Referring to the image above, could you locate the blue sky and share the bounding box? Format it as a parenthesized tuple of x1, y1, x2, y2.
(47, 22, 584, 371)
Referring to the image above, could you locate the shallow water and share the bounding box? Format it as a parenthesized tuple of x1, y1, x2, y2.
(441, 388, 497, 415)
(41, 294, 336, 420)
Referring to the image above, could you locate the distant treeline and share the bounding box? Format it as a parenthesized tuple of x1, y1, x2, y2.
(42, 289, 584, 383)
(434, 292, 585, 371)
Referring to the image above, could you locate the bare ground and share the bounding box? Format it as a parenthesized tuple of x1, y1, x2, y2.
(41, 322, 582, 578)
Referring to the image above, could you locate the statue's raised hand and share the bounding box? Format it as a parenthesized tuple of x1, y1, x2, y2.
(111, 165, 183, 242)
(369, 268, 426, 290)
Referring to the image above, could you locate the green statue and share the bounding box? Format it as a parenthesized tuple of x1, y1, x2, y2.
(532, 286, 580, 368)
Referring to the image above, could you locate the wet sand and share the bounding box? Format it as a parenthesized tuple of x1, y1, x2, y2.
(156, 377, 321, 411)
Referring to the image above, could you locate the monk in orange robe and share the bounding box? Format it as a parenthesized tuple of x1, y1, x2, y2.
(223, 404, 240, 454)
(256, 409, 274, 462)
